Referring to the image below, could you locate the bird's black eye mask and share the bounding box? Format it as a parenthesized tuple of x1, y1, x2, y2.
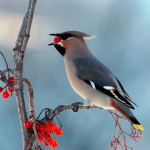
(60, 34, 73, 40)
(49, 33, 73, 42)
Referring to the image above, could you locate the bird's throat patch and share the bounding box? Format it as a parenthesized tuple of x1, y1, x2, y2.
(54, 44, 66, 56)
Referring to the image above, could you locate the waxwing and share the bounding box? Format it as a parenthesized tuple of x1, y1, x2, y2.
(49, 31, 144, 130)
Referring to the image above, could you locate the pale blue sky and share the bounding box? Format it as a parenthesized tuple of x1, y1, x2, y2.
(0, 0, 150, 150)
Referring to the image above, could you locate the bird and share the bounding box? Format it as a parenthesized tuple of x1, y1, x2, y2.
(49, 31, 144, 130)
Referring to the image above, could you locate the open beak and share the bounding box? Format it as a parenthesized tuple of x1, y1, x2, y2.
(48, 34, 56, 46)
(48, 43, 54, 46)
(48, 33, 62, 46)
(49, 33, 61, 36)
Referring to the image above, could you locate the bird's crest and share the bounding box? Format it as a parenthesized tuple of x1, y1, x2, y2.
(59, 31, 96, 40)
(50, 31, 96, 40)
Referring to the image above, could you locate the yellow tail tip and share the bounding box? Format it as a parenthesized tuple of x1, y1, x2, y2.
(133, 124, 144, 130)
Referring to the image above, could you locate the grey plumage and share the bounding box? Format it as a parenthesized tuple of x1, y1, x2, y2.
(73, 57, 135, 109)
(49, 31, 144, 130)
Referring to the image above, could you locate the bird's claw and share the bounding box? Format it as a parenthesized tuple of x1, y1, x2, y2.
(71, 102, 83, 112)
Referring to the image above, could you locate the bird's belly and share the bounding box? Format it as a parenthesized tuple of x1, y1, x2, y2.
(65, 61, 114, 109)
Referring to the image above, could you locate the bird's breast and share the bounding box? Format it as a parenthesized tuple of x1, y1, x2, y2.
(64, 59, 114, 109)
(64, 59, 89, 99)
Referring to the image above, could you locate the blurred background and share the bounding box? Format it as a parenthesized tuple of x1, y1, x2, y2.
(0, 0, 150, 149)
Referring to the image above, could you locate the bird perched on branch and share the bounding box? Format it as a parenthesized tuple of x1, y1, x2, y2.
(49, 31, 144, 130)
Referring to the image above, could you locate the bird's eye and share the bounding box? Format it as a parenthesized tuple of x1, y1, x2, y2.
(61, 34, 72, 40)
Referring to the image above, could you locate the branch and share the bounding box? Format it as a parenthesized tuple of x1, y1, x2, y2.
(14, 0, 37, 53)
(25, 134, 35, 150)
(12, 0, 37, 149)
(23, 78, 40, 149)
(43, 104, 100, 122)
(108, 110, 143, 150)
(0, 51, 10, 78)
(0, 70, 13, 89)
(38, 105, 142, 150)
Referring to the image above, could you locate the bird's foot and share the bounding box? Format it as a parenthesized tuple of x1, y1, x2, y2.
(71, 102, 83, 112)
(85, 105, 103, 109)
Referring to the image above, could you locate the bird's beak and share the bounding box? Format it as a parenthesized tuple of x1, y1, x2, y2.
(48, 43, 54, 46)
(48, 33, 56, 46)
(48, 33, 62, 46)
(49, 33, 60, 36)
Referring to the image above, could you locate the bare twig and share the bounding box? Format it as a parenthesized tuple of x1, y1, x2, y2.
(23, 78, 40, 149)
(21, 0, 37, 53)
(0, 71, 14, 89)
(43, 105, 99, 122)
(25, 134, 35, 150)
(0, 51, 10, 78)
(108, 110, 143, 150)
(12, 0, 37, 149)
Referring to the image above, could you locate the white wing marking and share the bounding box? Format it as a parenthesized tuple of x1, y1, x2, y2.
(90, 81, 96, 89)
(103, 86, 115, 90)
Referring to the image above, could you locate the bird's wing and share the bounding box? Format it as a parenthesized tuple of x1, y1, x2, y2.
(74, 58, 135, 109)
(115, 77, 138, 107)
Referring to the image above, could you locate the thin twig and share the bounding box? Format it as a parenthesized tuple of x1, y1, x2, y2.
(108, 110, 143, 150)
(23, 78, 40, 149)
(25, 134, 35, 150)
(0, 51, 10, 78)
(0, 71, 14, 89)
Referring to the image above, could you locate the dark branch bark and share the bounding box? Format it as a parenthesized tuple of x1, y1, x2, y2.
(45, 105, 100, 122)
(12, 0, 37, 149)
(23, 78, 39, 148)
(25, 134, 35, 150)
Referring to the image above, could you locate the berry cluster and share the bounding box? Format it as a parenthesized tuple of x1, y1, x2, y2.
(24, 120, 63, 148)
(0, 76, 14, 100)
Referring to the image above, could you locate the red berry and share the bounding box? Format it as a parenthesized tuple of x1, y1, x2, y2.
(8, 76, 14, 85)
(36, 123, 46, 134)
(42, 134, 49, 143)
(40, 124, 47, 134)
(43, 140, 49, 147)
(48, 137, 58, 148)
(0, 87, 3, 92)
(45, 127, 51, 135)
(37, 133, 44, 142)
(8, 87, 14, 93)
(2, 91, 10, 99)
(46, 121, 57, 132)
(54, 37, 61, 43)
(55, 128, 63, 136)
(23, 120, 32, 129)
(51, 138, 58, 148)
(36, 123, 41, 131)
(48, 136, 55, 145)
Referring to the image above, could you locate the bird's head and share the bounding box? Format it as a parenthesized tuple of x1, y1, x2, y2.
(49, 31, 95, 56)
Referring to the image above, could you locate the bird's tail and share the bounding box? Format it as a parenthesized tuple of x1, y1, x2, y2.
(130, 116, 144, 130)
(111, 101, 144, 130)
